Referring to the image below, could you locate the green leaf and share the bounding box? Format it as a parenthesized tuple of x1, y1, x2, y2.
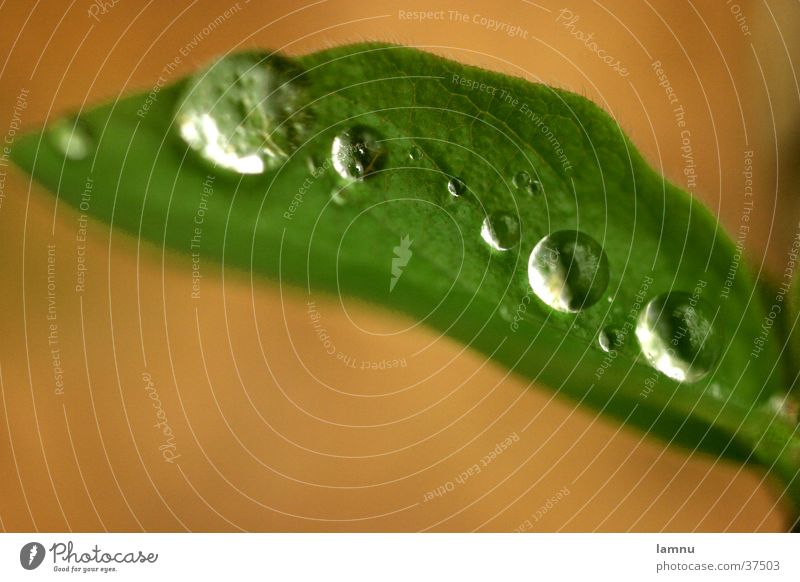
(11, 44, 800, 515)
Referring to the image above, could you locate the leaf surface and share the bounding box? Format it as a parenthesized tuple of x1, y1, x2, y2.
(12, 44, 800, 509)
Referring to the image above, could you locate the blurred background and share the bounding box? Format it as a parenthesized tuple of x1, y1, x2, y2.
(1, 0, 798, 532)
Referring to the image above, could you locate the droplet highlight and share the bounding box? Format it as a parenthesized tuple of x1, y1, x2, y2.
(408, 145, 423, 161)
(175, 52, 310, 175)
(635, 292, 721, 383)
(527, 230, 609, 313)
(331, 126, 386, 180)
(480, 212, 520, 251)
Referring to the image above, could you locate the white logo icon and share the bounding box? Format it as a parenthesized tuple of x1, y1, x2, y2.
(390, 235, 413, 292)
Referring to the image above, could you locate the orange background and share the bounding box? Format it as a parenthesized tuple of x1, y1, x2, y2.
(0, 0, 797, 531)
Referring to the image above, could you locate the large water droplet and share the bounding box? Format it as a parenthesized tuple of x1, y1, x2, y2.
(480, 212, 520, 251)
(527, 230, 609, 313)
(49, 118, 93, 161)
(331, 126, 386, 180)
(447, 176, 466, 197)
(636, 292, 721, 382)
(175, 52, 309, 175)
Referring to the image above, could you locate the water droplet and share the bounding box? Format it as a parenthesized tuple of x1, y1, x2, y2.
(513, 171, 530, 189)
(175, 52, 310, 174)
(330, 188, 348, 206)
(447, 176, 466, 197)
(598, 327, 622, 352)
(527, 230, 609, 313)
(408, 145, 423, 161)
(49, 118, 93, 161)
(766, 394, 799, 422)
(480, 212, 520, 251)
(635, 292, 721, 383)
(331, 126, 386, 180)
(513, 171, 541, 195)
(708, 383, 726, 400)
(526, 180, 542, 196)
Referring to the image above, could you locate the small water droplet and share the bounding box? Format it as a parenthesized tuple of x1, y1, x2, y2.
(766, 394, 799, 422)
(175, 52, 310, 175)
(527, 230, 609, 313)
(513, 171, 530, 189)
(636, 292, 721, 383)
(708, 383, 726, 400)
(513, 171, 541, 195)
(480, 212, 520, 251)
(598, 327, 622, 352)
(331, 126, 386, 180)
(330, 188, 348, 206)
(408, 145, 423, 161)
(447, 176, 466, 197)
(526, 180, 542, 196)
(49, 118, 93, 161)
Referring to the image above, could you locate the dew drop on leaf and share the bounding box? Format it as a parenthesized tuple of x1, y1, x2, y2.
(48, 118, 93, 161)
(175, 52, 310, 175)
(480, 212, 520, 251)
(708, 383, 726, 400)
(331, 126, 386, 180)
(330, 187, 348, 206)
(513, 171, 541, 196)
(635, 292, 721, 382)
(527, 230, 609, 313)
(408, 145, 423, 161)
(513, 171, 530, 189)
(598, 326, 622, 352)
(306, 156, 322, 172)
(766, 394, 799, 422)
(447, 176, 466, 197)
